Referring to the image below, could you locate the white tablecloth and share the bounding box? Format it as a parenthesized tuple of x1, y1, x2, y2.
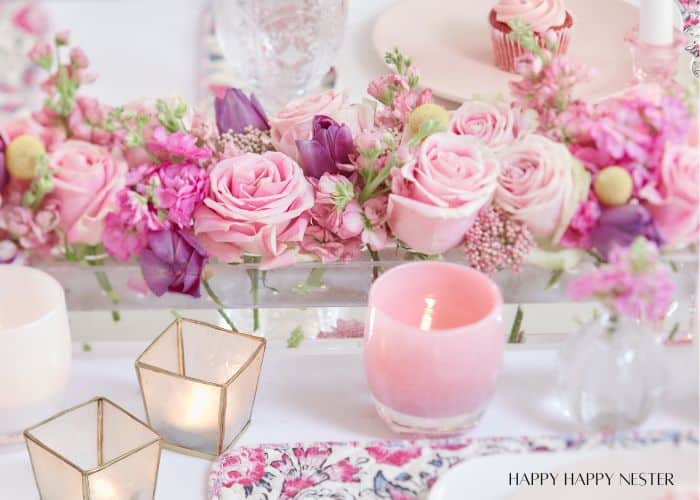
(0, 341, 696, 499)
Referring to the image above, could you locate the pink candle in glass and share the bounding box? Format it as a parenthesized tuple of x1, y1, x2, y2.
(364, 261, 505, 435)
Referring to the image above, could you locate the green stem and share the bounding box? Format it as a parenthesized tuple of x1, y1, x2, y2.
(248, 268, 260, 332)
(202, 276, 239, 332)
(94, 270, 120, 322)
(368, 248, 383, 281)
(508, 305, 524, 344)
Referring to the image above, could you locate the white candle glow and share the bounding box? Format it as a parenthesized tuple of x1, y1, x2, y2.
(639, 0, 674, 46)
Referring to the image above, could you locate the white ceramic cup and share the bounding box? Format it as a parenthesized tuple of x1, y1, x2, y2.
(0, 266, 72, 438)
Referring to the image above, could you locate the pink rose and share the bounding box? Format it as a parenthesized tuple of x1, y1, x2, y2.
(49, 140, 127, 245)
(449, 100, 531, 150)
(194, 152, 314, 266)
(388, 133, 499, 254)
(332, 99, 376, 136)
(269, 90, 347, 158)
(640, 144, 699, 248)
(496, 134, 590, 246)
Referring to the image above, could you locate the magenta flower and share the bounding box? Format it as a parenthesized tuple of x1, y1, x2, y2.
(296, 115, 355, 178)
(590, 204, 662, 260)
(139, 229, 206, 297)
(215, 88, 269, 135)
(155, 163, 208, 228)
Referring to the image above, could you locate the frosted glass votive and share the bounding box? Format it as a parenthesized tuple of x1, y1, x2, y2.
(24, 397, 162, 500)
(0, 266, 72, 440)
(364, 262, 505, 435)
(135, 319, 266, 458)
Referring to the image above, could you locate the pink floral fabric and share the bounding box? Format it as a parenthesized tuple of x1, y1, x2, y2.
(209, 431, 696, 499)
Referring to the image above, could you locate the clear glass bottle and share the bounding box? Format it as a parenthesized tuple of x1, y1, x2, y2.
(558, 314, 667, 432)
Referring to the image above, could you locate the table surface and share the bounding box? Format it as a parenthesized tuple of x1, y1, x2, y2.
(0, 341, 697, 499)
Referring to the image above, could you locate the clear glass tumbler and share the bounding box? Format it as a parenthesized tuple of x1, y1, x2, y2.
(213, 0, 347, 112)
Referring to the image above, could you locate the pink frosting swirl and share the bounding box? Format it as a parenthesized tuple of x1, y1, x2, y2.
(494, 0, 566, 32)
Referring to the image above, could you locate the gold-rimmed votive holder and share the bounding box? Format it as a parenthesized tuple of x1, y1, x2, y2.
(135, 318, 266, 459)
(24, 397, 162, 500)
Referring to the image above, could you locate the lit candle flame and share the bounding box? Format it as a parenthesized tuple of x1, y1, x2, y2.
(420, 297, 436, 331)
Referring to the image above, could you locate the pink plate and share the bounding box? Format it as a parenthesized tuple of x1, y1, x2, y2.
(372, 0, 673, 102)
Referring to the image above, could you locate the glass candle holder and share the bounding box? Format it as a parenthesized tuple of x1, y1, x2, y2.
(135, 319, 266, 459)
(625, 25, 685, 84)
(364, 262, 505, 436)
(24, 397, 162, 500)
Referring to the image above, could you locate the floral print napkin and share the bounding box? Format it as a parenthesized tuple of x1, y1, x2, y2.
(209, 430, 697, 499)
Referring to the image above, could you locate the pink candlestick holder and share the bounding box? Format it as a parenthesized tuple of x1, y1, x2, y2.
(364, 262, 505, 436)
(625, 25, 686, 84)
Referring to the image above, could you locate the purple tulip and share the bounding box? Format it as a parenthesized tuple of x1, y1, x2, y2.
(139, 229, 207, 297)
(0, 135, 7, 192)
(590, 204, 662, 260)
(296, 115, 355, 178)
(214, 88, 269, 135)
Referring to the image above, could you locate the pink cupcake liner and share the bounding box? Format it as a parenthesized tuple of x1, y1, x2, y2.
(491, 27, 571, 73)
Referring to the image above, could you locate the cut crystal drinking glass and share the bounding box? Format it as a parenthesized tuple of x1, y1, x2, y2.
(213, 0, 348, 111)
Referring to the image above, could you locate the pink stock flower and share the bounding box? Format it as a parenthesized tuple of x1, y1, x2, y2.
(0, 200, 60, 254)
(269, 90, 347, 158)
(155, 163, 209, 228)
(567, 237, 673, 321)
(12, 4, 49, 35)
(560, 194, 601, 249)
(147, 127, 212, 162)
(68, 96, 113, 146)
(388, 133, 499, 255)
(496, 134, 590, 245)
(361, 196, 389, 250)
(194, 152, 314, 266)
(309, 174, 363, 238)
(449, 99, 532, 149)
(103, 211, 148, 261)
(639, 144, 699, 248)
(367, 73, 411, 105)
(27, 41, 51, 66)
(49, 140, 127, 245)
(69, 47, 89, 69)
(300, 225, 362, 263)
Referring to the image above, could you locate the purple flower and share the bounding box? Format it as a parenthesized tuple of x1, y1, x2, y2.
(296, 115, 355, 178)
(139, 229, 206, 297)
(215, 88, 269, 135)
(0, 135, 7, 192)
(590, 204, 662, 260)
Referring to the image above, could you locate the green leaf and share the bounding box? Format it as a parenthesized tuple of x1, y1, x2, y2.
(287, 326, 305, 348)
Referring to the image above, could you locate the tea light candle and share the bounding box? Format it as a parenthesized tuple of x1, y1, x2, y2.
(364, 262, 505, 435)
(639, 0, 674, 46)
(136, 318, 266, 458)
